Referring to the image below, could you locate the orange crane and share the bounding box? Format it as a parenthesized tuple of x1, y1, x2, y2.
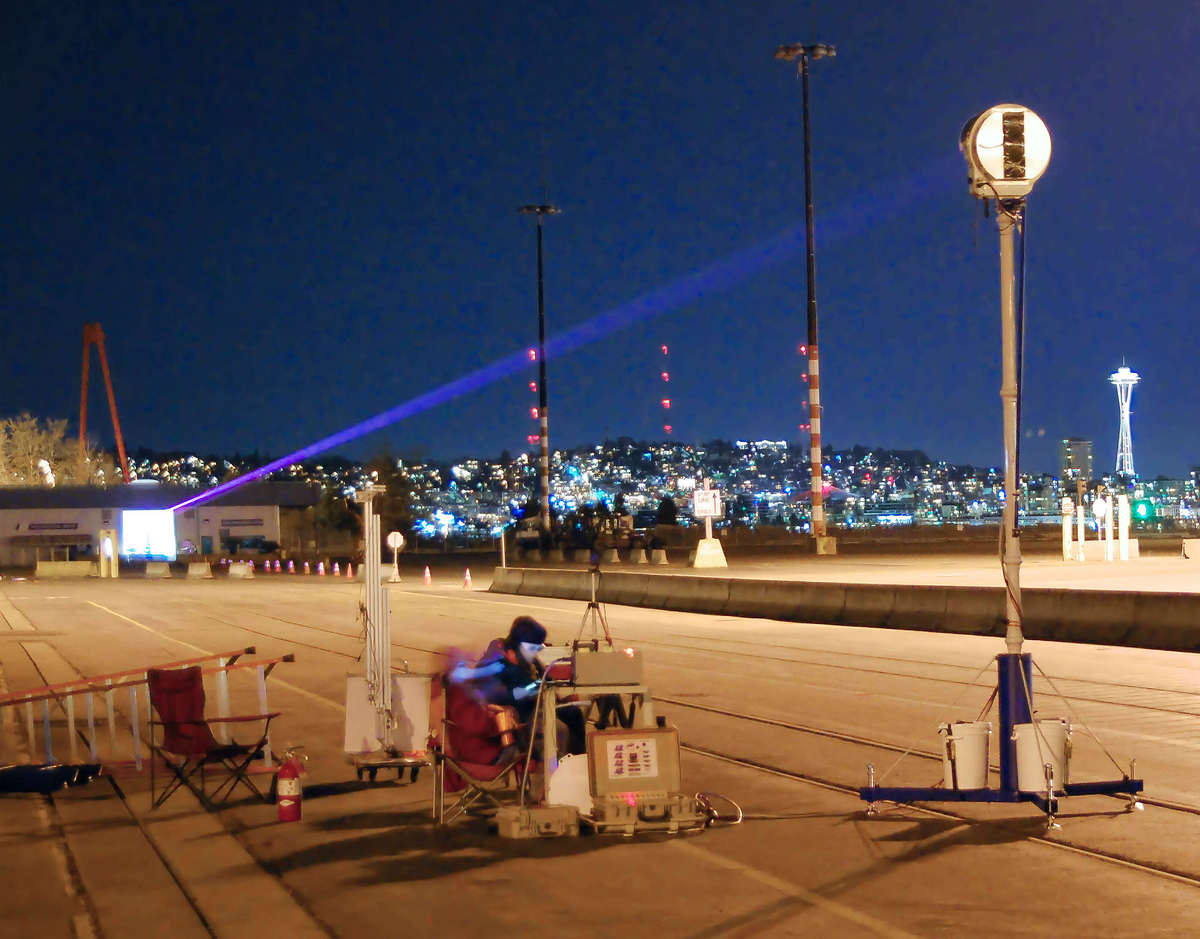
(79, 323, 131, 484)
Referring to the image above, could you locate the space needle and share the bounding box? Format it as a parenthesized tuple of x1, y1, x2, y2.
(1110, 365, 1140, 477)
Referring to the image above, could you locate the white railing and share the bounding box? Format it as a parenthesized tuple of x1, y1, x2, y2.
(0, 647, 294, 772)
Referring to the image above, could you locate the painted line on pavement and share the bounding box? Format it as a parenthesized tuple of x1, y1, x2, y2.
(670, 839, 920, 939)
(85, 601, 345, 712)
(0, 589, 36, 631)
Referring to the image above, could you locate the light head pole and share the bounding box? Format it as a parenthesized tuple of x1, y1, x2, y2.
(775, 42, 836, 554)
(859, 106, 1142, 816)
(959, 104, 1052, 656)
(518, 203, 560, 534)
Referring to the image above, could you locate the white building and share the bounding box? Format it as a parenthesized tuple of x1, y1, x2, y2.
(0, 482, 319, 566)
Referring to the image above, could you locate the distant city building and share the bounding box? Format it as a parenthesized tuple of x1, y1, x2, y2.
(1059, 438, 1093, 486)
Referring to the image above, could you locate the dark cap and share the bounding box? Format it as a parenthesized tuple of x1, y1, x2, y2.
(505, 615, 547, 649)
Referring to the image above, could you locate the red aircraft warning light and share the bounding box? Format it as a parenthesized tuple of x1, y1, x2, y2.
(661, 398, 671, 409)
(664, 424, 673, 434)
(661, 371, 669, 382)
(528, 348, 537, 361)
(529, 381, 537, 392)
(527, 434, 540, 445)
(530, 407, 539, 419)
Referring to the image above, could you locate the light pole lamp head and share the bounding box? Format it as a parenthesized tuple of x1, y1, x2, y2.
(960, 104, 1051, 199)
(518, 204, 560, 217)
(775, 43, 836, 62)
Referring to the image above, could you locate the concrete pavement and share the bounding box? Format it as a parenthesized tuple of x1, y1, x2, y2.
(2, 577, 1199, 937)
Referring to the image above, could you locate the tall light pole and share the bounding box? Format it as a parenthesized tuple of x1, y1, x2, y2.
(518, 203, 559, 534)
(776, 42, 836, 554)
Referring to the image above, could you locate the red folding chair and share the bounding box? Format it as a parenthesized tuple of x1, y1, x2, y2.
(147, 665, 279, 808)
(433, 677, 535, 825)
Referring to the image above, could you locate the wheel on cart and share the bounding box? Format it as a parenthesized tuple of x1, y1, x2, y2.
(409, 766, 420, 783)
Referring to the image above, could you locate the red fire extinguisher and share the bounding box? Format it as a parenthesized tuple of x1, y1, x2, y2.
(276, 748, 307, 823)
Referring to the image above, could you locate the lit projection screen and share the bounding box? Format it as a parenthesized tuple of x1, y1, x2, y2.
(121, 510, 178, 561)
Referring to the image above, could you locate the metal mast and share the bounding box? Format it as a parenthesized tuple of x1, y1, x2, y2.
(518, 203, 560, 534)
(1110, 366, 1139, 477)
(775, 42, 836, 553)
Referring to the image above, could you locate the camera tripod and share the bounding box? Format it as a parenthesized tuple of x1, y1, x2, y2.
(577, 565, 613, 647)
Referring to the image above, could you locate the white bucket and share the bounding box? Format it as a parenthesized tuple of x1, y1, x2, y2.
(1013, 720, 1071, 792)
(391, 674, 432, 754)
(939, 721, 991, 790)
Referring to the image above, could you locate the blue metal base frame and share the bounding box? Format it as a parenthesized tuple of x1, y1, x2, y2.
(857, 653, 1144, 816)
(858, 780, 1144, 817)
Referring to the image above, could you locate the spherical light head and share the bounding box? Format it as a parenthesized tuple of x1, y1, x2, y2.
(960, 104, 1051, 199)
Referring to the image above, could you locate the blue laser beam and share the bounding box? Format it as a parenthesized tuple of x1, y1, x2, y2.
(171, 154, 960, 512)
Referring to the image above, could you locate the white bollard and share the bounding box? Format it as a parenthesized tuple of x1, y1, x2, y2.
(1076, 505, 1086, 562)
(1061, 497, 1073, 562)
(1118, 494, 1130, 561)
(1105, 502, 1115, 561)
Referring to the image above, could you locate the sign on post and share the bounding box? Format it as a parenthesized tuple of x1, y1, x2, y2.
(692, 489, 723, 519)
(386, 531, 404, 583)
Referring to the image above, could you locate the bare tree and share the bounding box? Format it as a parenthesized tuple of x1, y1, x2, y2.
(0, 414, 113, 486)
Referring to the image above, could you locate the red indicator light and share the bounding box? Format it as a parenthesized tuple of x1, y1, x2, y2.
(528, 348, 537, 361)
(661, 399, 671, 409)
(529, 381, 537, 392)
(663, 424, 672, 433)
(801, 374, 808, 382)
(527, 435, 540, 445)
(799, 344, 807, 355)
(661, 371, 669, 382)
(661, 345, 668, 355)
(530, 407, 539, 419)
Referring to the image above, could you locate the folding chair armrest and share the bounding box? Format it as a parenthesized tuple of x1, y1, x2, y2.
(209, 712, 282, 723)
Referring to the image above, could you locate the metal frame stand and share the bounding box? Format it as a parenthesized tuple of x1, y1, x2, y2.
(859, 652, 1142, 818)
(347, 487, 431, 783)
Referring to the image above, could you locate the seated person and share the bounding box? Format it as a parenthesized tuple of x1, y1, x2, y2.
(450, 616, 587, 756)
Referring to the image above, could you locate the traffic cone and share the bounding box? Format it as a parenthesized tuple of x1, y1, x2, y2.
(303, 561, 310, 575)
(346, 563, 354, 580)
(463, 568, 472, 588)
(287, 560, 295, 573)
(275, 560, 282, 573)
(317, 562, 325, 576)
(423, 566, 432, 586)
(333, 562, 341, 577)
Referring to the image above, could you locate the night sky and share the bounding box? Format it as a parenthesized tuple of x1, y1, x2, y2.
(4, 3, 1196, 476)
